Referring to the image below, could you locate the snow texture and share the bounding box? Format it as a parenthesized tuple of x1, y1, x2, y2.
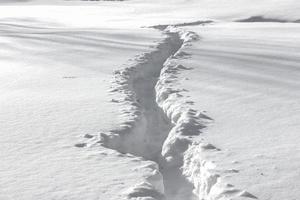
(0, 0, 300, 200)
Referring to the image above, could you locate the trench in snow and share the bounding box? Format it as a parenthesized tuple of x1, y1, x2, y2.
(88, 23, 257, 200)
(131, 32, 197, 200)
(103, 31, 198, 200)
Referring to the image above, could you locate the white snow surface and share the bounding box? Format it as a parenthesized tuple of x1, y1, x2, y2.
(0, 1, 299, 200)
(0, 0, 300, 28)
(0, 19, 165, 199)
(176, 23, 300, 200)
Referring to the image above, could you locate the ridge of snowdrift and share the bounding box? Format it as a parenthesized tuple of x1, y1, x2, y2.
(94, 25, 258, 200)
(236, 15, 300, 23)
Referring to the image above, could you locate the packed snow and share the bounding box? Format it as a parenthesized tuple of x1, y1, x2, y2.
(0, 0, 299, 200)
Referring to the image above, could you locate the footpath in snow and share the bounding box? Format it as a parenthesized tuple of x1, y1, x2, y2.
(0, 1, 300, 200)
(97, 23, 261, 200)
(98, 22, 300, 200)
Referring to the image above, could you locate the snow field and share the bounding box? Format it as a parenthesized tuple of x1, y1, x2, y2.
(0, 0, 300, 200)
(172, 22, 300, 200)
(0, 19, 166, 200)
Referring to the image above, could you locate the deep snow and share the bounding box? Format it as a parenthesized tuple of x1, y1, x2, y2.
(0, 0, 300, 200)
(177, 23, 300, 200)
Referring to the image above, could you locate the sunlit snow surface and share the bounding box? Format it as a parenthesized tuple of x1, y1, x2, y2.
(176, 23, 300, 200)
(0, 0, 300, 200)
(0, 19, 164, 199)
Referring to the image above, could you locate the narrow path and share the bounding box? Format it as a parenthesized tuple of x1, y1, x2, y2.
(130, 32, 182, 161)
(131, 32, 197, 200)
(98, 22, 260, 200)
(102, 30, 199, 199)
(162, 167, 198, 200)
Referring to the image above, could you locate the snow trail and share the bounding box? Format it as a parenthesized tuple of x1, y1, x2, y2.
(128, 31, 197, 200)
(96, 24, 257, 200)
(102, 31, 182, 160)
(95, 29, 198, 199)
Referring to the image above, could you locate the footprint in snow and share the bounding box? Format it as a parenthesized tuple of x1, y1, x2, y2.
(74, 143, 87, 148)
(84, 134, 94, 139)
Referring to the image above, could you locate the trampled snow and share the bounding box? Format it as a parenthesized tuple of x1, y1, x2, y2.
(0, 1, 299, 200)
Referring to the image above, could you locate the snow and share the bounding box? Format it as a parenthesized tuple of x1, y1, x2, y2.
(0, 0, 300, 28)
(0, 0, 299, 200)
(0, 19, 165, 199)
(172, 23, 300, 199)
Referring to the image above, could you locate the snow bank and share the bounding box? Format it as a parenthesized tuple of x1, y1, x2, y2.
(155, 26, 258, 200)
